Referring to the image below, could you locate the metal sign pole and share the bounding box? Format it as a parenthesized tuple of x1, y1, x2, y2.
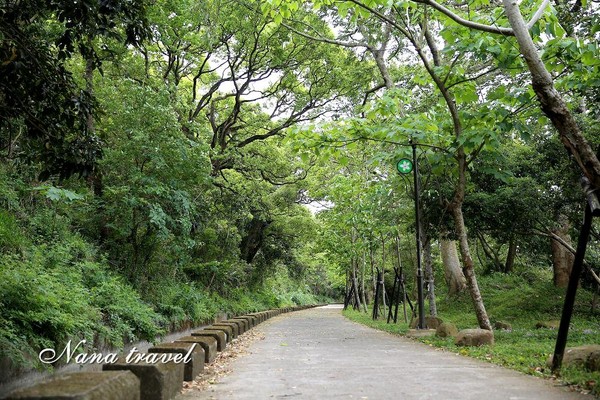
(411, 141, 426, 329)
(396, 141, 426, 329)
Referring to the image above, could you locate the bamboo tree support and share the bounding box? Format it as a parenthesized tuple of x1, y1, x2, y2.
(387, 267, 399, 324)
(372, 268, 384, 320)
(551, 177, 600, 372)
(395, 237, 409, 323)
(344, 278, 361, 311)
(344, 275, 356, 310)
(387, 267, 406, 324)
(344, 283, 354, 310)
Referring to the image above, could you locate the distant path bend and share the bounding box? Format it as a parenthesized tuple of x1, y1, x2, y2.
(178, 305, 590, 400)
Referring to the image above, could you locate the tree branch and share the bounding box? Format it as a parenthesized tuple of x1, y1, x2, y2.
(527, 0, 551, 29)
(411, 0, 515, 35)
(281, 22, 365, 49)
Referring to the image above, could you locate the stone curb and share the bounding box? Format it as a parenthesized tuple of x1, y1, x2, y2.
(206, 325, 234, 342)
(212, 322, 239, 338)
(4, 304, 321, 399)
(148, 342, 204, 382)
(5, 371, 140, 400)
(103, 358, 184, 400)
(191, 330, 227, 351)
(174, 336, 218, 364)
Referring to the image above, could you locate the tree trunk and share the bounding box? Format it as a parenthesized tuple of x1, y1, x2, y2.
(423, 235, 437, 316)
(370, 245, 376, 301)
(351, 257, 362, 310)
(502, 0, 600, 190)
(405, 16, 491, 330)
(440, 237, 467, 295)
(505, 235, 517, 273)
(477, 232, 503, 272)
(240, 217, 270, 263)
(551, 215, 575, 287)
(381, 234, 387, 310)
(451, 205, 492, 330)
(360, 252, 368, 311)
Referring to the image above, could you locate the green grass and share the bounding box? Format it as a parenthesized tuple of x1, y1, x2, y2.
(343, 273, 600, 397)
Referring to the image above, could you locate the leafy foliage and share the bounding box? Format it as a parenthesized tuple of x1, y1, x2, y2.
(1, 0, 599, 387)
(0, 0, 148, 179)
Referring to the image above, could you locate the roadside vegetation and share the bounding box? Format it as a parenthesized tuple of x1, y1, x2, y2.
(1, 0, 599, 390)
(344, 272, 599, 396)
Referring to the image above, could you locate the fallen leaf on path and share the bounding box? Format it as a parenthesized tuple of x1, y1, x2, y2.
(180, 328, 265, 394)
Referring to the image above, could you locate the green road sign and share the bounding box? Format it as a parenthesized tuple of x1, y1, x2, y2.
(396, 158, 413, 174)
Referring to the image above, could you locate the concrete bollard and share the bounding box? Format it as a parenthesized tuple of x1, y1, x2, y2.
(249, 311, 267, 323)
(228, 318, 249, 332)
(148, 342, 204, 382)
(6, 371, 140, 400)
(248, 312, 265, 323)
(207, 325, 234, 342)
(191, 330, 226, 351)
(202, 325, 233, 343)
(212, 322, 239, 338)
(224, 319, 246, 334)
(239, 315, 257, 328)
(103, 358, 183, 400)
(175, 336, 218, 364)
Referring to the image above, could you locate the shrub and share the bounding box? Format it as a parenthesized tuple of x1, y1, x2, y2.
(0, 253, 98, 368)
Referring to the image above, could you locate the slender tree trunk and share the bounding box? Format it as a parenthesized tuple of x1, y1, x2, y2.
(423, 234, 437, 316)
(83, 56, 109, 246)
(551, 215, 575, 287)
(344, 269, 350, 307)
(370, 245, 376, 301)
(477, 232, 503, 272)
(397, 15, 491, 330)
(84, 56, 95, 134)
(440, 236, 467, 295)
(351, 257, 362, 310)
(360, 252, 368, 312)
(450, 205, 492, 330)
(381, 234, 387, 310)
(505, 235, 517, 273)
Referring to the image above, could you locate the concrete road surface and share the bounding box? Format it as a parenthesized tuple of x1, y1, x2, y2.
(178, 305, 591, 400)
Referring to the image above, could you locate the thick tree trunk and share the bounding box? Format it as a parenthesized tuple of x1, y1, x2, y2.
(503, 0, 600, 190)
(551, 215, 575, 287)
(440, 237, 467, 295)
(240, 217, 270, 263)
(450, 205, 492, 330)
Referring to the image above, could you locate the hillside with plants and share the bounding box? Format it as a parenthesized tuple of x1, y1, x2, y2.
(1, 0, 599, 393)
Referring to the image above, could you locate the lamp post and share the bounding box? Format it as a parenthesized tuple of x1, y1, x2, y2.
(396, 140, 425, 329)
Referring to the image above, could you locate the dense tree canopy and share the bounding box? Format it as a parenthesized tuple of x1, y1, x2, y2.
(0, 0, 598, 391)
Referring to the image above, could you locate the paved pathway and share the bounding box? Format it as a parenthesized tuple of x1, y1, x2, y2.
(179, 305, 591, 399)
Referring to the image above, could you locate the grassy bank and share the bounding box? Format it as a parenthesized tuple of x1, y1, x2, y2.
(343, 273, 599, 396)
